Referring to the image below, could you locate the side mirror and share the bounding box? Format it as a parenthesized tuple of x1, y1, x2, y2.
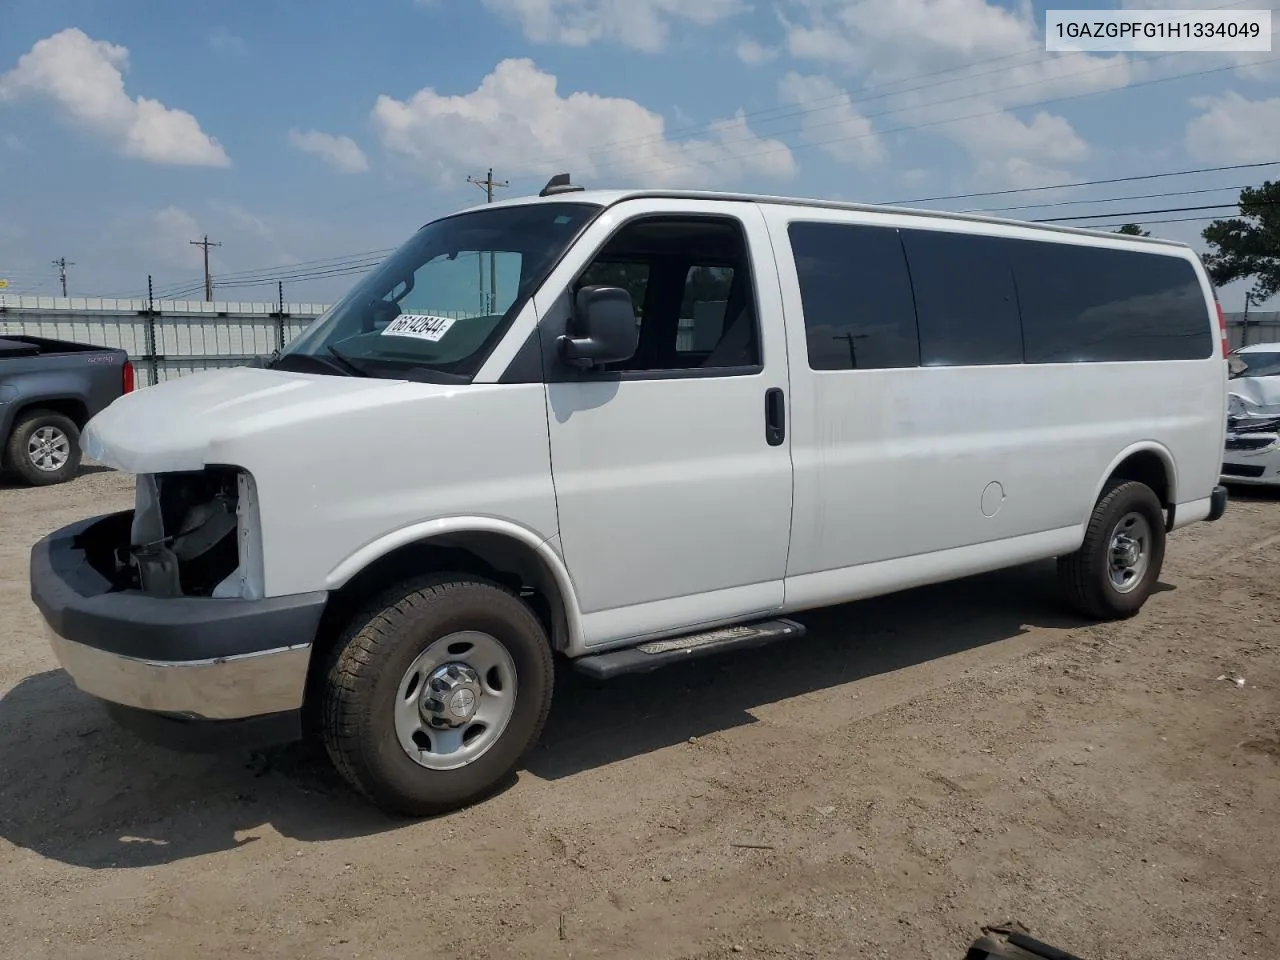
(557, 285, 638, 368)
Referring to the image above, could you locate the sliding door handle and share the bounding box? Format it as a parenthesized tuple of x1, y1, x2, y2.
(765, 387, 785, 446)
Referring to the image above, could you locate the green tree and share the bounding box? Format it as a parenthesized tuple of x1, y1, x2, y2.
(1202, 180, 1280, 306)
(1114, 223, 1150, 237)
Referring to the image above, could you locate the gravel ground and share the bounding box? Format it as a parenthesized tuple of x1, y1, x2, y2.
(0, 467, 1277, 960)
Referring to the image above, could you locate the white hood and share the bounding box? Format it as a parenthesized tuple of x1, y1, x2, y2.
(84, 366, 437, 473)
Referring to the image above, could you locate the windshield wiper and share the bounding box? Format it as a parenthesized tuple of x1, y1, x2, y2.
(325, 343, 372, 378)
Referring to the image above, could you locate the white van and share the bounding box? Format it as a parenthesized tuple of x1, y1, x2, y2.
(30, 179, 1230, 816)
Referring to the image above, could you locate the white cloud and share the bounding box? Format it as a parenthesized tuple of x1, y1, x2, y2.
(1186, 91, 1280, 164)
(736, 38, 778, 64)
(0, 28, 229, 167)
(777, 72, 884, 166)
(776, 0, 1130, 179)
(947, 110, 1090, 165)
(371, 57, 796, 187)
(145, 206, 207, 269)
(482, 0, 746, 52)
(973, 157, 1074, 193)
(289, 128, 370, 173)
(208, 27, 248, 57)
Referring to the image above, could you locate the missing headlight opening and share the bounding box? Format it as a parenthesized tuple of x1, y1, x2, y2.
(124, 467, 243, 598)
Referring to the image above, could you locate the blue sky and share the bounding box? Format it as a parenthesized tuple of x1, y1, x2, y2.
(0, 0, 1276, 308)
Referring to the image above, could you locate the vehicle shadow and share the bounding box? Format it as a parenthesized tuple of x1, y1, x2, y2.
(0, 463, 114, 490)
(0, 559, 1129, 869)
(0, 666, 419, 869)
(529, 559, 1138, 779)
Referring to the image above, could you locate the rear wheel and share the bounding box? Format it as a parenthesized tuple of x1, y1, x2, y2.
(320, 574, 554, 817)
(1058, 479, 1166, 620)
(4, 409, 82, 486)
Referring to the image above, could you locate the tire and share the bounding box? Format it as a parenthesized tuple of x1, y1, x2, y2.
(1058, 479, 1166, 620)
(4, 409, 82, 486)
(320, 574, 554, 817)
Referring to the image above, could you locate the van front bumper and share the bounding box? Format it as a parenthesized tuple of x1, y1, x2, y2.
(30, 512, 328, 751)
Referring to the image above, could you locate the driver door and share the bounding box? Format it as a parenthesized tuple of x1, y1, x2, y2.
(536, 199, 795, 648)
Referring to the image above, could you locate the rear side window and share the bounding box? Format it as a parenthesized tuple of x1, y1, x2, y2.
(788, 221, 919, 370)
(1013, 241, 1212, 363)
(900, 228, 1023, 366)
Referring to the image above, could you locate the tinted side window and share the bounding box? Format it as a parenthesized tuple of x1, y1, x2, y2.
(677, 265, 734, 354)
(789, 222, 919, 370)
(900, 229, 1023, 366)
(1013, 241, 1212, 363)
(570, 216, 760, 374)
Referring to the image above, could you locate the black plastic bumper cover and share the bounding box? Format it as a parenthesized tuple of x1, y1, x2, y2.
(30, 511, 328, 749)
(30, 512, 327, 662)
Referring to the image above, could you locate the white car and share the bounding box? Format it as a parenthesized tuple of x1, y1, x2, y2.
(30, 179, 1230, 816)
(1224, 342, 1280, 486)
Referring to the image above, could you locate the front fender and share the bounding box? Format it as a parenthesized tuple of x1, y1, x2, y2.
(324, 515, 586, 652)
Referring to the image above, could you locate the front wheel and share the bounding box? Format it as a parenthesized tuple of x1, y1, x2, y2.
(1058, 479, 1166, 620)
(320, 574, 554, 817)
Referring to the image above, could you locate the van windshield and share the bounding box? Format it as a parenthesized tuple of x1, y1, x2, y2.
(277, 201, 600, 381)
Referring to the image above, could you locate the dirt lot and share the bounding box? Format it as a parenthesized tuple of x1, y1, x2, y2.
(0, 468, 1277, 960)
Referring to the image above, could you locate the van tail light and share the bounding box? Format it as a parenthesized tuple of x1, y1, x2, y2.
(1215, 300, 1229, 357)
(122, 359, 136, 394)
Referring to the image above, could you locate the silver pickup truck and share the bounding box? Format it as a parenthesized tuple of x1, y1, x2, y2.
(0, 335, 134, 486)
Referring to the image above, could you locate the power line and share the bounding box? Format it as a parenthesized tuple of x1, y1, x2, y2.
(967, 184, 1249, 214)
(526, 48, 1050, 170)
(895, 159, 1280, 205)
(499, 0, 1261, 186)
(631, 56, 1280, 182)
(189, 234, 222, 301)
(1077, 213, 1245, 228)
(1033, 200, 1279, 223)
(137, 169, 1270, 301)
(129, 246, 399, 300)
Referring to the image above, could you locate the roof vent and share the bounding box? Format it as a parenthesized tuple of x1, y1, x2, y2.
(540, 173, 585, 197)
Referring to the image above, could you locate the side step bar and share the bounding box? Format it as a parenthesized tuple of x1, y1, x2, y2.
(572, 618, 807, 680)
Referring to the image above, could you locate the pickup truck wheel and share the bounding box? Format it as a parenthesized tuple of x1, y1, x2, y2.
(1057, 479, 1166, 620)
(320, 575, 554, 817)
(4, 410, 82, 486)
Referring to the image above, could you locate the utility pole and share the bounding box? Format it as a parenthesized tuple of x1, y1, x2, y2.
(467, 168, 507, 313)
(52, 257, 74, 297)
(189, 234, 222, 301)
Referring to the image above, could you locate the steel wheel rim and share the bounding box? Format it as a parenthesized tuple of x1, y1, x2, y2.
(1108, 511, 1152, 594)
(393, 631, 518, 771)
(27, 426, 71, 472)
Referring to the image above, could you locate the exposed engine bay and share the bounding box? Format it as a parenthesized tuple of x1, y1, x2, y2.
(113, 467, 250, 598)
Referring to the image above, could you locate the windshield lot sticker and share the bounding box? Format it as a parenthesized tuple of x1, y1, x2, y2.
(381, 314, 457, 342)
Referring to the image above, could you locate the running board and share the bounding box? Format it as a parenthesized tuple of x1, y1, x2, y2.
(572, 618, 807, 680)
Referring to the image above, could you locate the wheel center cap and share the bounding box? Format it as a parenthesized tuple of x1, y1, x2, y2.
(1114, 538, 1139, 566)
(421, 661, 482, 727)
(449, 688, 476, 719)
